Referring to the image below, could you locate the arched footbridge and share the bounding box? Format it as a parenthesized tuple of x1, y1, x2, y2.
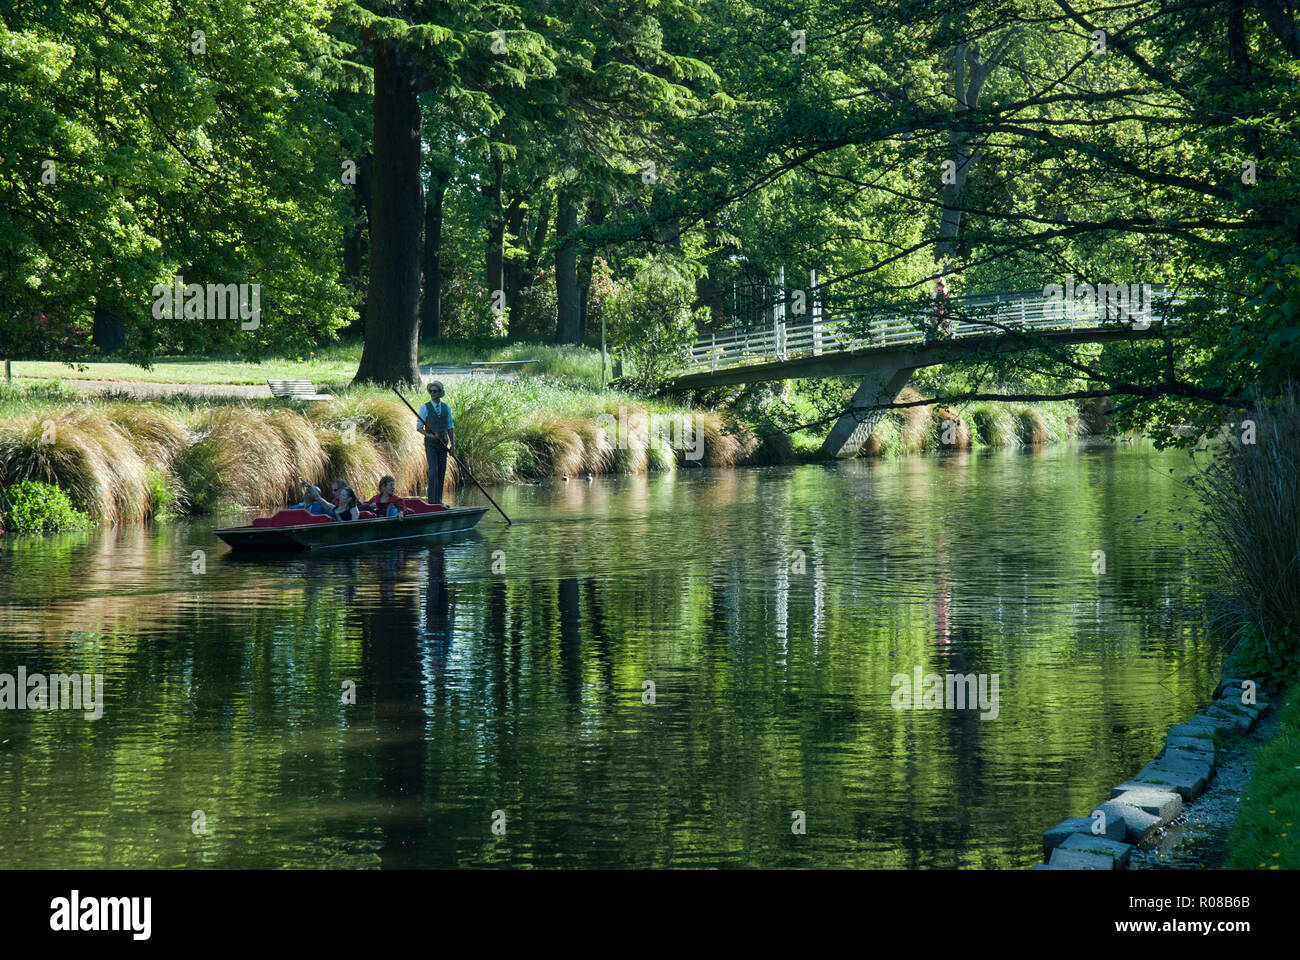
(664, 287, 1187, 458)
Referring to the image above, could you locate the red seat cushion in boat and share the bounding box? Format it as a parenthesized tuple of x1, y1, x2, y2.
(251, 509, 331, 528)
(398, 498, 446, 513)
(357, 510, 375, 519)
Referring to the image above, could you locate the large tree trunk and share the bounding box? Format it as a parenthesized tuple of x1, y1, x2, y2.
(483, 149, 505, 310)
(420, 173, 446, 343)
(524, 192, 552, 281)
(354, 42, 421, 386)
(576, 199, 606, 337)
(343, 153, 372, 284)
(555, 193, 580, 343)
(503, 198, 525, 322)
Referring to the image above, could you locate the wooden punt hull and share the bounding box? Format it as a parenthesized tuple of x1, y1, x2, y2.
(215, 506, 489, 552)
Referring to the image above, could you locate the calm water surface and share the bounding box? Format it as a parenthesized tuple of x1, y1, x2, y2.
(0, 442, 1219, 868)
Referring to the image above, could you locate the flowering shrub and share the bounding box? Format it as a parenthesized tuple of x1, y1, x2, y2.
(441, 272, 505, 338)
(0, 310, 93, 360)
(585, 257, 619, 334)
(512, 265, 558, 336)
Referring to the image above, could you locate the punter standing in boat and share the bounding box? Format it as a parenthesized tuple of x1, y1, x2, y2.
(417, 380, 455, 505)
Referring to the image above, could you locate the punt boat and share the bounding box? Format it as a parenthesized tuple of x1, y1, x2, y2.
(215, 499, 488, 552)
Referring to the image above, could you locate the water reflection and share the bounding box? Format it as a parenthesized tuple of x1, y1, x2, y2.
(0, 443, 1221, 869)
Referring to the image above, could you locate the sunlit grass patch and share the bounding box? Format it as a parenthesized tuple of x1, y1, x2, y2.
(1226, 683, 1300, 869)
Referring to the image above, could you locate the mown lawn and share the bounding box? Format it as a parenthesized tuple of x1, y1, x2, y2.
(7, 337, 605, 389)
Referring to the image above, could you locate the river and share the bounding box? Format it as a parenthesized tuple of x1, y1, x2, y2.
(0, 441, 1219, 868)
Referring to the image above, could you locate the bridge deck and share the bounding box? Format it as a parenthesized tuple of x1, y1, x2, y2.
(673, 286, 1180, 387)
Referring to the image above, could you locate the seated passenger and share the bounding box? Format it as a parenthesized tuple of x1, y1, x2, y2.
(294, 477, 347, 515)
(363, 475, 405, 519)
(328, 486, 361, 522)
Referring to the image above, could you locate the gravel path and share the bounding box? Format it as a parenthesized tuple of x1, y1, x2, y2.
(18, 377, 273, 399)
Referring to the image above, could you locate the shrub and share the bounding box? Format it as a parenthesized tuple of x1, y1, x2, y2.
(0, 480, 93, 533)
(442, 271, 505, 339)
(605, 254, 704, 391)
(511, 266, 558, 337)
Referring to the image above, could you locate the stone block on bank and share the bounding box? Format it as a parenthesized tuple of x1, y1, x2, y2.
(1213, 698, 1259, 721)
(1106, 787, 1184, 820)
(1215, 677, 1249, 696)
(1049, 846, 1117, 870)
(1059, 832, 1134, 868)
(1133, 760, 1209, 801)
(1043, 816, 1126, 857)
(1203, 705, 1253, 731)
(1166, 734, 1216, 756)
(1158, 745, 1216, 771)
(1169, 717, 1229, 739)
(1093, 798, 1163, 844)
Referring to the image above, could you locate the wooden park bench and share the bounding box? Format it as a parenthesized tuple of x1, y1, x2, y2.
(469, 360, 539, 375)
(267, 379, 333, 401)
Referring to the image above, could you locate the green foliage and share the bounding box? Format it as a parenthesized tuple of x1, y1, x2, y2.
(0, 2, 357, 364)
(442, 272, 506, 339)
(510, 266, 558, 337)
(0, 480, 93, 533)
(606, 254, 705, 391)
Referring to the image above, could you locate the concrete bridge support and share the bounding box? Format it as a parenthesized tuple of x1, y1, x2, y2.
(819, 364, 916, 458)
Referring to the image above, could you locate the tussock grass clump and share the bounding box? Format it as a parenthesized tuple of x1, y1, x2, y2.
(858, 414, 896, 457)
(1078, 396, 1112, 435)
(445, 380, 526, 485)
(311, 392, 424, 494)
(520, 415, 587, 478)
(694, 411, 750, 467)
(893, 386, 932, 454)
(646, 432, 677, 471)
(319, 427, 387, 498)
(0, 410, 151, 523)
(929, 405, 972, 450)
(1194, 387, 1300, 680)
(571, 418, 615, 475)
(266, 408, 329, 500)
(966, 403, 1020, 447)
(174, 407, 293, 513)
(1014, 405, 1052, 444)
(102, 404, 191, 468)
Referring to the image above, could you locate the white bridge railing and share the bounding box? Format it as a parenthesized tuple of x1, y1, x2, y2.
(681, 286, 1182, 376)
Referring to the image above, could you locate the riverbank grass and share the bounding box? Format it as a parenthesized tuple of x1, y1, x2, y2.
(1226, 683, 1300, 869)
(0, 380, 753, 523)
